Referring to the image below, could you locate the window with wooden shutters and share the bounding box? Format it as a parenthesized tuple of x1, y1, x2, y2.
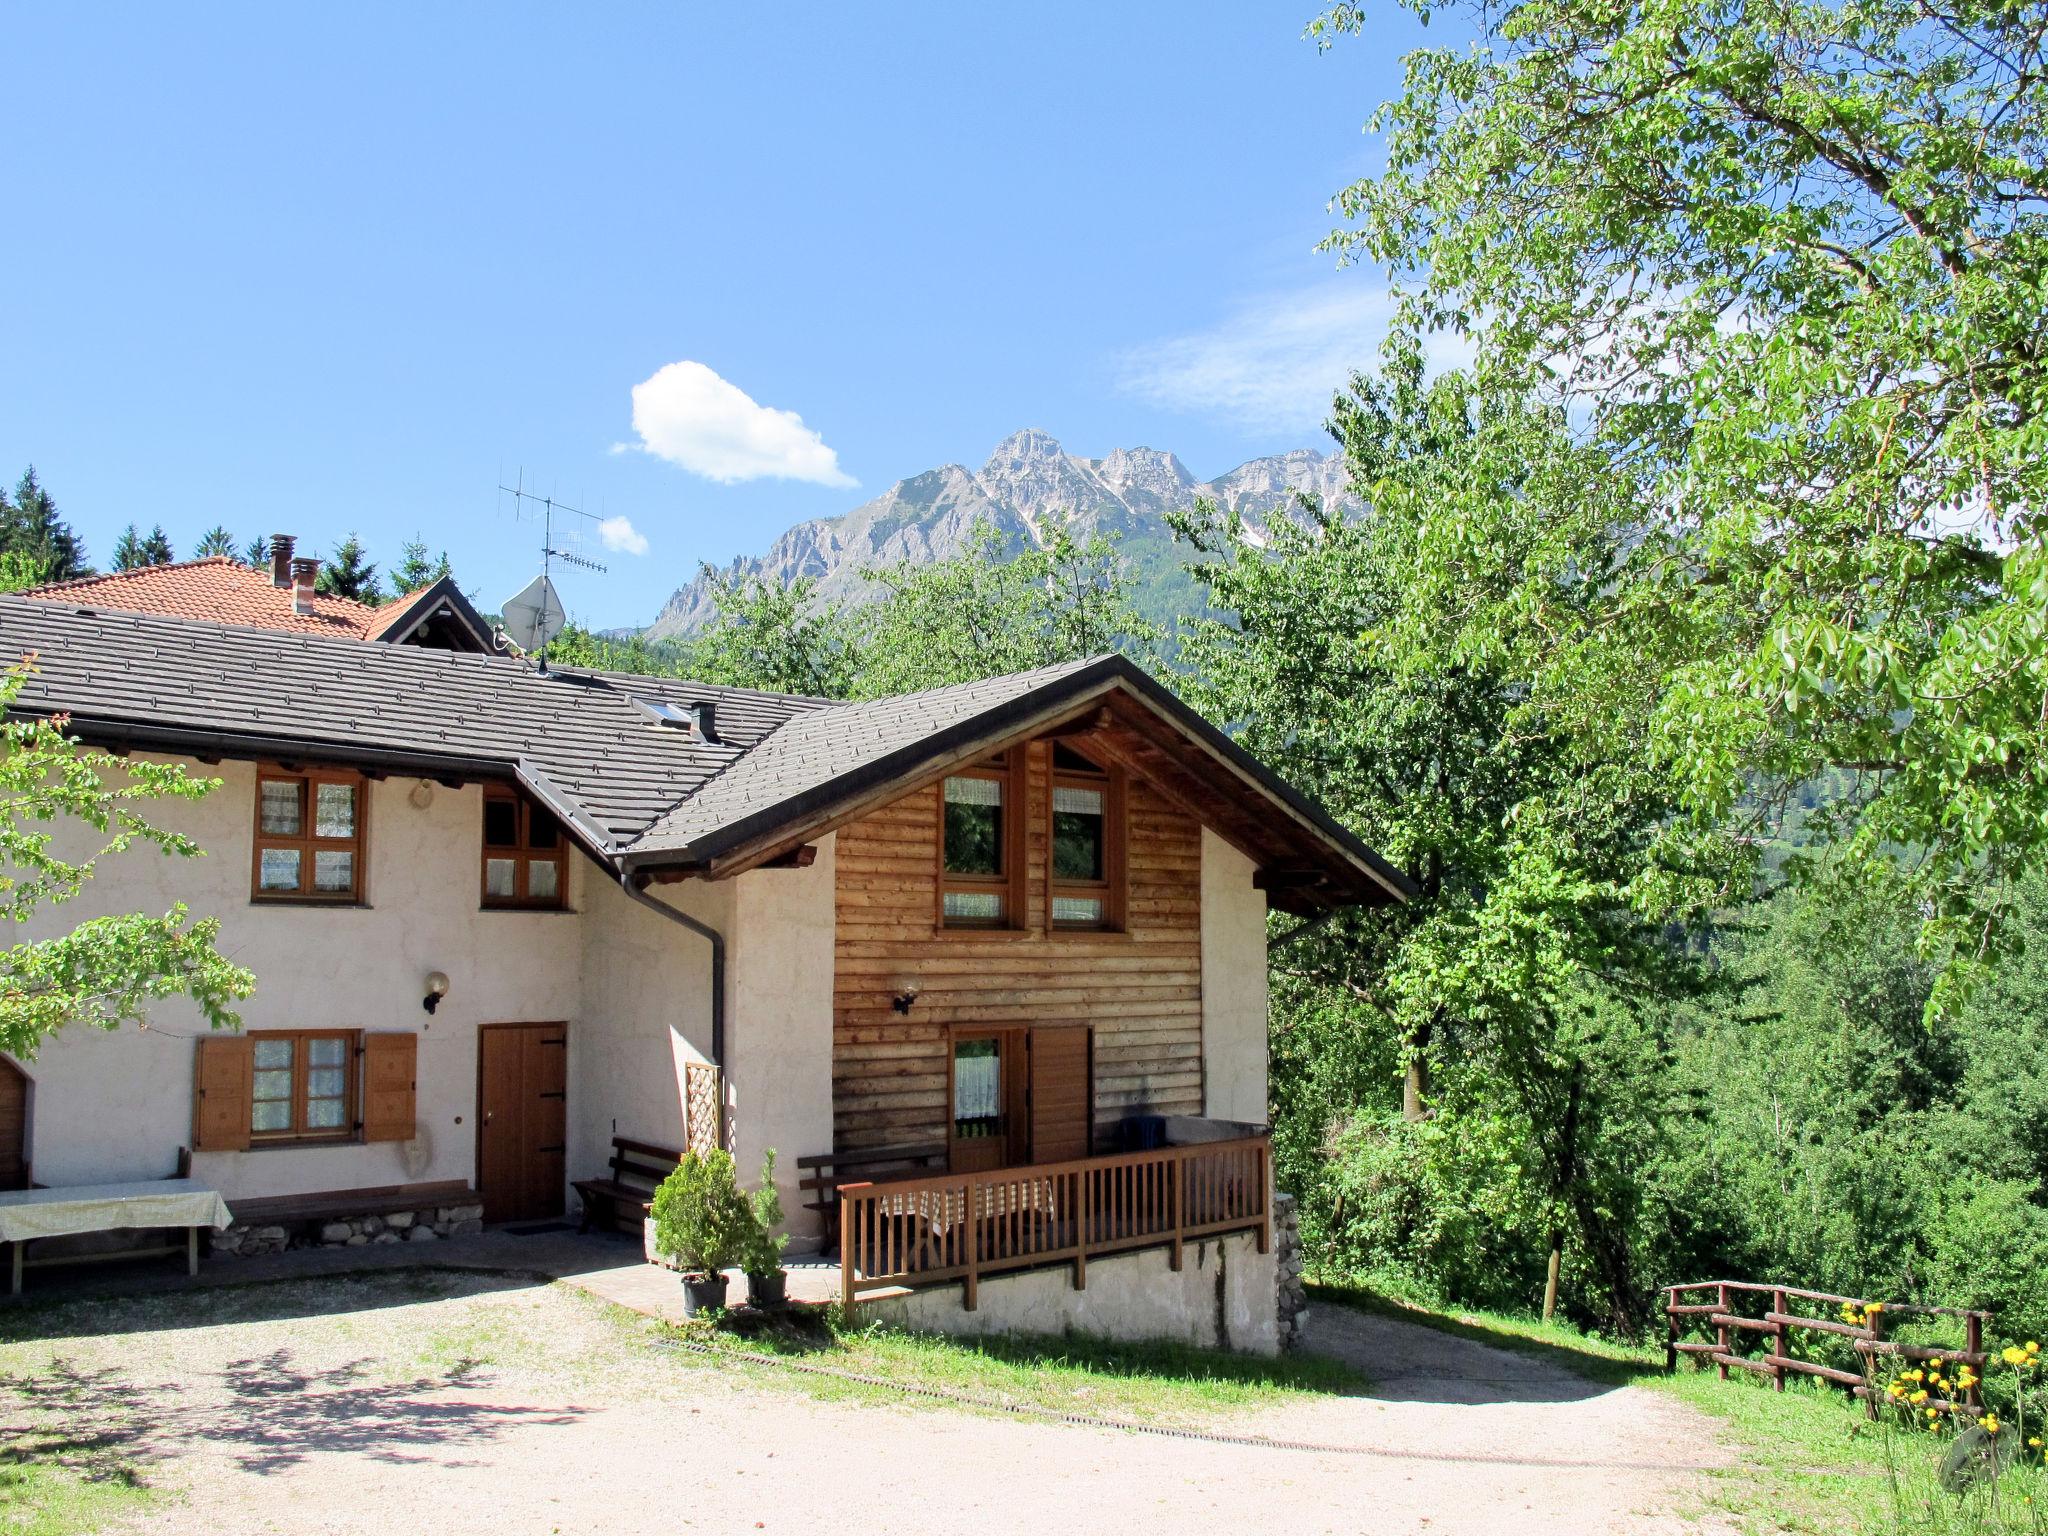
(192, 1037, 253, 1153)
(938, 753, 1024, 929)
(1049, 744, 1125, 931)
(481, 786, 567, 910)
(252, 768, 366, 903)
(247, 1028, 358, 1143)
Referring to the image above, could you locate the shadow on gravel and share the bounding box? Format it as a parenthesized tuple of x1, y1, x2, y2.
(0, 1345, 583, 1479)
(1307, 1284, 1664, 1407)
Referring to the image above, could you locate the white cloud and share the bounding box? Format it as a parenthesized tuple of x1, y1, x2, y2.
(1115, 283, 1474, 430)
(623, 360, 855, 487)
(597, 515, 649, 556)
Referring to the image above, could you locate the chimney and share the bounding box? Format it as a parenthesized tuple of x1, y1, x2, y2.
(291, 557, 319, 616)
(692, 701, 721, 744)
(270, 534, 296, 588)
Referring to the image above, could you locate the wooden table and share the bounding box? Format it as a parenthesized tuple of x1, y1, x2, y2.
(0, 1179, 234, 1294)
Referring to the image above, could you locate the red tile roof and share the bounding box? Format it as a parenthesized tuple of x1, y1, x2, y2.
(23, 557, 406, 639)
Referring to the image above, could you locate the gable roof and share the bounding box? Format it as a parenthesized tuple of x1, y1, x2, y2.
(0, 596, 1408, 912)
(21, 559, 494, 652)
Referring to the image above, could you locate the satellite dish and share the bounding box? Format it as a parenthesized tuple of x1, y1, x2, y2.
(500, 574, 566, 654)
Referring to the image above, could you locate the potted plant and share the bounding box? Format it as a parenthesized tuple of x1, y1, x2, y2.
(649, 1150, 753, 1317)
(744, 1149, 790, 1308)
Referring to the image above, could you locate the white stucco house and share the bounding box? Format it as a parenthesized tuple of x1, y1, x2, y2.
(0, 569, 1406, 1348)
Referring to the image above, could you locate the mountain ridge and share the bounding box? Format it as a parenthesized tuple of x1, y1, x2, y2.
(643, 428, 1358, 638)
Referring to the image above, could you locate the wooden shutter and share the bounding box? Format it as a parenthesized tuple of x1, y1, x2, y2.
(192, 1036, 253, 1153)
(361, 1032, 417, 1143)
(1029, 1024, 1092, 1164)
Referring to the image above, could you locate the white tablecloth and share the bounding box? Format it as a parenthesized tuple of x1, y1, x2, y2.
(0, 1179, 233, 1242)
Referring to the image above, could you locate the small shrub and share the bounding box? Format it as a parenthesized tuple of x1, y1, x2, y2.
(744, 1149, 789, 1278)
(650, 1151, 754, 1276)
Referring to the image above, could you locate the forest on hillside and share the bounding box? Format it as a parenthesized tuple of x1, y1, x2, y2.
(550, 0, 2048, 1340)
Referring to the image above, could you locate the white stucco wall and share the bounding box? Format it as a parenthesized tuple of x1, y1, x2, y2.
(1199, 828, 1270, 1124)
(15, 759, 582, 1198)
(725, 836, 837, 1242)
(570, 871, 725, 1186)
(868, 1228, 1281, 1356)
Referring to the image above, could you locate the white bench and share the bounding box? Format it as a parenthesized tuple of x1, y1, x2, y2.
(0, 1179, 233, 1294)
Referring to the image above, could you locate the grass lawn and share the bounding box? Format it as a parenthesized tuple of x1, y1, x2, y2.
(1312, 1280, 2048, 1535)
(671, 1302, 1370, 1423)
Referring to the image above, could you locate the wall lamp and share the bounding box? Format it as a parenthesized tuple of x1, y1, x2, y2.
(422, 971, 450, 1015)
(891, 981, 921, 1015)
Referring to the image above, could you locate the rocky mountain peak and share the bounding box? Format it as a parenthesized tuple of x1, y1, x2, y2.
(642, 430, 1360, 639)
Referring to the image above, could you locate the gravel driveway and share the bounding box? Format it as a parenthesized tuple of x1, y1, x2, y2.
(1, 1267, 1730, 1536)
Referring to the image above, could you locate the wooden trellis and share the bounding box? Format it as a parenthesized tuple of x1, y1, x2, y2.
(684, 1062, 723, 1157)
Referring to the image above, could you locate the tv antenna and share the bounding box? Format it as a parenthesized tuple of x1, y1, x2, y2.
(497, 470, 608, 674)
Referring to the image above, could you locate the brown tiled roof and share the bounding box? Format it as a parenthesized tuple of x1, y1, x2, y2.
(23, 557, 387, 638)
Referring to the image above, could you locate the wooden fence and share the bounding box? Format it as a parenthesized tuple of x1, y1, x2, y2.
(838, 1134, 1272, 1311)
(1664, 1279, 1992, 1417)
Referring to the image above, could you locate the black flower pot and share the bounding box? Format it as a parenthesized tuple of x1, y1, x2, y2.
(679, 1271, 727, 1316)
(746, 1270, 787, 1308)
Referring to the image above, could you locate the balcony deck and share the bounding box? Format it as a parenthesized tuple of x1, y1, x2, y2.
(834, 1132, 1271, 1310)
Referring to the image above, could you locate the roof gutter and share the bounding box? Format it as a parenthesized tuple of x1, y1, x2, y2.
(619, 869, 725, 1068)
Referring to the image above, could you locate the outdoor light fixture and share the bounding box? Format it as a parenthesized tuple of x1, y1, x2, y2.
(891, 980, 921, 1015)
(422, 971, 450, 1014)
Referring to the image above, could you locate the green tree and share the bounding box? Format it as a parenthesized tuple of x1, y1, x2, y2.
(0, 551, 53, 594)
(1174, 354, 1741, 1331)
(315, 533, 382, 603)
(389, 536, 452, 596)
(676, 570, 864, 698)
(854, 516, 1159, 698)
(1317, 0, 2048, 1009)
(0, 663, 254, 1057)
(241, 536, 268, 568)
(193, 526, 236, 558)
(110, 524, 172, 571)
(0, 468, 89, 582)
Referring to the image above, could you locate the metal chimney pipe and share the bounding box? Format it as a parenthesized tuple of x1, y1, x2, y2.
(270, 535, 296, 588)
(291, 557, 319, 616)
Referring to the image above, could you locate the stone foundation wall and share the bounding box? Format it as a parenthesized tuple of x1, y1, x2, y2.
(1273, 1192, 1307, 1352)
(868, 1227, 1283, 1356)
(209, 1201, 485, 1259)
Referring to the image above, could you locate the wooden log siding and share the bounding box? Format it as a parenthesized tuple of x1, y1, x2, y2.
(833, 739, 1206, 1156)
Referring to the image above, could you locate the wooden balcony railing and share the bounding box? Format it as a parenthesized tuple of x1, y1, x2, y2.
(837, 1134, 1272, 1310)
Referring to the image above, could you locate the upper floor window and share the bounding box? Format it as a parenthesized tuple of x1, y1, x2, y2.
(1050, 743, 1124, 930)
(482, 785, 567, 909)
(940, 753, 1021, 928)
(252, 768, 365, 902)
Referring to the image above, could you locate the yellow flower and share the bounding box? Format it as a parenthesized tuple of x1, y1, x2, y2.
(1927, 1408, 1940, 1420)
(1887, 1384, 1905, 1399)
(1980, 1414, 2000, 1434)
(2030, 1437, 2043, 1449)
(2004, 1346, 2029, 1366)
(2030, 1341, 2041, 1354)
(1911, 1390, 1930, 1405)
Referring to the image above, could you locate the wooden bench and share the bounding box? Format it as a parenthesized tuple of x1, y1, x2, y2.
(797, 1145, 946, 1251)
(573, 1137, 682, 1236)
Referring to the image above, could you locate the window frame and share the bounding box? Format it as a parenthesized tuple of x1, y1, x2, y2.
(249, 766, 368, 904)
(480, 784, 569, 911)
(247, 1027, 361, 1145)
(1048, 745, 1127, 933)
(935, 752, 1026, 932)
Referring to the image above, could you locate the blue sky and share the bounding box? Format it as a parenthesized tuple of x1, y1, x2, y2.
(3, 3, 1441, 628)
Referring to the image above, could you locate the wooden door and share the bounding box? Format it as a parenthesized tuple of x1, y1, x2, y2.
(477, 1023, 567, 1222)
(948, 1030, 1028, 1173)
(0, 1057, 27, 1190)
(1028, 1024, 1092, 1164)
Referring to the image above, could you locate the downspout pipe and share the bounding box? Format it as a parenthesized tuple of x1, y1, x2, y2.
(620, 870, 725, 1067)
